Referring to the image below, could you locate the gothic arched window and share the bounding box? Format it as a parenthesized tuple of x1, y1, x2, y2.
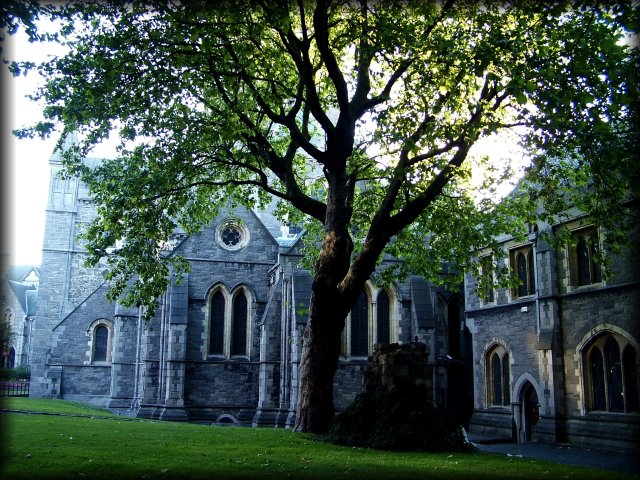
(88, 320, 112, 364)
(209, 290, 225, 355)
(376, 290, 390, 345)
(510, 245, 535, 299)
(486, 345, 510, 406)
(342, 286, 396, 357)
(231, 292, 248, 356)
(589, 347, 606, 411)
(584, 332, 639, 413)
(570, 227, 602, 287)
(93, 326, 108, 362)
(605, 337, 624, 412)
(351, 291, 369, 357)
(207, 286, 251, 359)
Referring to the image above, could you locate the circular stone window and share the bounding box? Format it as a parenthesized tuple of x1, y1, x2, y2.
(216, 220, 249, 251)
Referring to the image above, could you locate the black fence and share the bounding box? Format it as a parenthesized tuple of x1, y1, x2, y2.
(0, 381, 29, 397)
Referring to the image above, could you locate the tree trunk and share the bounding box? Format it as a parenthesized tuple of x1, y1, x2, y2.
(294, 169, 354, 434)
(293, 293, 347, 433)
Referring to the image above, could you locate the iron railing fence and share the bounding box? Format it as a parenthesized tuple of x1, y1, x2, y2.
(0, 381, 29, 397)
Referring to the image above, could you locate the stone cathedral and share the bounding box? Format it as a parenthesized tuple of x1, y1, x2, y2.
(28, 135, 471, 429)
(28, 135, 639, 452)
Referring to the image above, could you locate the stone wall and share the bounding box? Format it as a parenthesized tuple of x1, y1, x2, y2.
(362, 342, 433, 397)
(465, 215, 640, 449)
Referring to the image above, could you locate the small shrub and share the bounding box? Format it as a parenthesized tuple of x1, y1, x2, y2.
(0, 366, 31, 381)
(328, 384, 476, 453)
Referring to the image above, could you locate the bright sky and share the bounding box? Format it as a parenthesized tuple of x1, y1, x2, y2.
(5, 29, 57, 266)
(5, 28, 117, 265)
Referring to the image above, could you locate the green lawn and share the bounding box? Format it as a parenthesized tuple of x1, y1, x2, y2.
(1, 398, 636, 480)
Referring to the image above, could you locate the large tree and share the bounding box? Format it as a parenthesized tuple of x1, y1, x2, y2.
(8, 1, 638, 433)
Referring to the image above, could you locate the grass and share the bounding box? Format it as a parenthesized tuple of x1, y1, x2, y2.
(1, 398, 636, 480)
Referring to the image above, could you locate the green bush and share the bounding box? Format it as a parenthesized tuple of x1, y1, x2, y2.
(327, 384, 476, 453)
(0, 366, 31, 381)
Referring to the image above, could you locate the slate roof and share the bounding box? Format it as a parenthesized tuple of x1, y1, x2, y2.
(8, 280, 37, 317)
(7, 265, 40, 283)
(410, 276, 435, 328)
(25, 289, 37, 316)
(293, 270, 313, 325)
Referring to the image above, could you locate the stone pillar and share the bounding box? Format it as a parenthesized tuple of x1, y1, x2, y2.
(135, 294, 166, 420)
(47, 365, 63, 398)
(534, 230, 565, 442)
(159, 324, 189, 421)
(108, 305, 138, 410)
(159, 275, 189, 421)
(136, 313, 162, 420)
(253, 275, 282, 427)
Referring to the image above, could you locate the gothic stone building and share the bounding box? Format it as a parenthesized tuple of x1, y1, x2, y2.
(29, 137, 470, 428)
(1, 261, 38, 369)
(465, 206, 640, 451)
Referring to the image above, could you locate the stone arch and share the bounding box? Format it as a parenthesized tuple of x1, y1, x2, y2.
(343, 281, 402, 357)
(86, 318, 113, 364)
(513, 377, 541, 443)
(482, 339, 512, 408)
(229, 284, 254, 358)
(576, 324, 640, 355)
(204, 282, 230, 303)
(575, 324, 639, 414)
(204, 283, 255, 359)
(204, 283, 230, 358)
(369, 281, 400, 346)
(513, 372, 543, 413)
(216, 414, 238, 425)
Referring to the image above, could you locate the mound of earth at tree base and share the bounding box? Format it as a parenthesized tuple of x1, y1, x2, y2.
(327, 384, 476, 452)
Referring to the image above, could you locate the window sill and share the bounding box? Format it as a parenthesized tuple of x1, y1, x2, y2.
(585, 410, 638, 416)
(567, 282, 604, 293)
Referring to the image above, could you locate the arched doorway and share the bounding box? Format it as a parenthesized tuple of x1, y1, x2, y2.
(519, 382, 539, 442)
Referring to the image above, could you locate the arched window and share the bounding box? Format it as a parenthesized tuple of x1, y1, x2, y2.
(491, 352, 502, 406)
(570, 227, 602, 287)
(528, 251, 535, 297)
(517, 252, 528, 298)
(231, 292, 248, 356)
(342, 285, 396, 357)
(207, 285, 251, 358)
(93, 326, 108, 362)
(486, 345, 510, 406)
(589, 348, 606, 411)
(605, 337, 624, 412)
(88, 320, 112, 364)
(480, 254, 495, 303)
(209, 290, 225, 355)
(510, 245, 535, 299)
(584, 332, 639, 413)
(577, 237, 591, 286)
(351, 291, 369, 357)
(376, 290, 390, 345)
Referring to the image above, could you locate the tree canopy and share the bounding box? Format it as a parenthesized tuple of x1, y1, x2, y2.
(6, 0, 638, 433)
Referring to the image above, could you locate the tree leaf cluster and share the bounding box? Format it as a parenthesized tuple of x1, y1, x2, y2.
(5, 0, 637, 315)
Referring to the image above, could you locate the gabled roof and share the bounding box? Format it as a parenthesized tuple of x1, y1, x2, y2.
(7, 265, 40, 283)
(7, 280, 37, 316)
(25, 289, 38, 316)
